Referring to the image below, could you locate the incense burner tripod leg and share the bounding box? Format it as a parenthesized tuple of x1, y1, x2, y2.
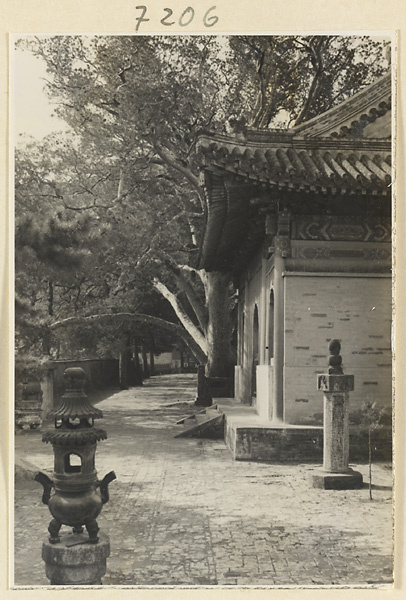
(85, 518, 100, 543)
(48, 518, 62, 544)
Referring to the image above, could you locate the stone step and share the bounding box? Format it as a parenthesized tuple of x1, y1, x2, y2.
(175, 408, 224, 439)
(176, 405, 218, 425)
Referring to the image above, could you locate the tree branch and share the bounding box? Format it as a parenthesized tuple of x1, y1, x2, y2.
(180, 265, 209, 294)
(49, 311, 207, 364)
(153, 278, 208, 355)
(151, 139, 204, 208)
(294, 37, 329, 126)
(161, 259, 208, 333)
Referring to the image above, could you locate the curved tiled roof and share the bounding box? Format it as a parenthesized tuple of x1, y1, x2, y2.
(195, 72, 392, 194)
(292, 73, 391, 139)
(195, 135, 391, 195)
(195, 72, 392, 272)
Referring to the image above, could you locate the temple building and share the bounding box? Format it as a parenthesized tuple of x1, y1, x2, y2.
(195, 73, 392, 460)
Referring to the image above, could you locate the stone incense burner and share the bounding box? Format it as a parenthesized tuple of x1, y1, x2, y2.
(35, 367, 116, 544)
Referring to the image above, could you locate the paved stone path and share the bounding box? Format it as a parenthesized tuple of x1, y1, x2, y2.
(14, 374, 393, 587)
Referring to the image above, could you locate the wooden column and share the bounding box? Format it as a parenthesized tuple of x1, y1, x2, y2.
(259, 257, 267, 365)
(273, 247, 285, 421)
(241, 277, 251, 403)
(272, 210, 290, 422)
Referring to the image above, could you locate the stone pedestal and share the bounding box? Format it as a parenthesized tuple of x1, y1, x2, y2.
(311, 341, 363, 490)
(42, 531, 110, 585)
(312, 468, 363, 489)
(15, 380, 43, 430)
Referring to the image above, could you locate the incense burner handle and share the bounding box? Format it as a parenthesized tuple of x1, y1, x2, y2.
(35, 472, 54, 505)
(98, 471, 116, 504)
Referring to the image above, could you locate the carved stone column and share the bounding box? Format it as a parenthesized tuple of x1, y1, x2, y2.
(311, 340, 363, 489)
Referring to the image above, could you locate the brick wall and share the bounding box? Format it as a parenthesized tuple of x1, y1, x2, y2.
(284, 274, 392, 425)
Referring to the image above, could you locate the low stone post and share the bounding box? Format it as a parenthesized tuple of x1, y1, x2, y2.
(35, 367, 116, 585)
(311, 340, 363, 490)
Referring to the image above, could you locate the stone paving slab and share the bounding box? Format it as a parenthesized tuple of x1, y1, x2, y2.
(13, 374, 393, 587)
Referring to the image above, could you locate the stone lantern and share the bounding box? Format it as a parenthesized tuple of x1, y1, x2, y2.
(35, 367, 116, 584)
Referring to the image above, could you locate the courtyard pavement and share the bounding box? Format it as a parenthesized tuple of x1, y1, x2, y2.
(13, 374, 393, 587)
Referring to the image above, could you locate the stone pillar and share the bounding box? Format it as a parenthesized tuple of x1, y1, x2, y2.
(42, 531, 110, 585)
(311, 340, 363, 489)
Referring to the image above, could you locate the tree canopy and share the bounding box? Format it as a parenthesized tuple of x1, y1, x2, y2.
(15, 34, 390, 376)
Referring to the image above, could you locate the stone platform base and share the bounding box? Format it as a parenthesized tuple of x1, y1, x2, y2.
(42, 531, 110, 585)
(219, 402, 323, 462)
(311, 468, 363, 490)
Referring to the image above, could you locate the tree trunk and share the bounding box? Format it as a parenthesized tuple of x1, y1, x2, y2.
(42, 330, 51, 356)
(48, 280, 54, 317)
(173, 267, 208, 333)
(369, 427, 373, 501)
(205, 271, 235, 378)
(119, 350, 129, 389)
(142, 345, 150, 379)
(133, 346, 144, 386)
(195, 363, 212, 407)
(149, 351, 155, 376)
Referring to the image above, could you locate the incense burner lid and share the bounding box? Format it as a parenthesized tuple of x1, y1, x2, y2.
(51, 367, 103, 420)
(51, 397, 103, 420)
(42, 428, 107, 446)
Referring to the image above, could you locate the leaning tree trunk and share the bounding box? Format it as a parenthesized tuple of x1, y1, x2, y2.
(205, 271, 235, 378)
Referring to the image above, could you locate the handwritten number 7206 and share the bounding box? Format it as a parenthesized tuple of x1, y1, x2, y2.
(135, 6, 219, 31)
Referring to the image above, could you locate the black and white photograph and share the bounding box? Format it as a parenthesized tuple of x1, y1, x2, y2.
(11, 31, 394, 588)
